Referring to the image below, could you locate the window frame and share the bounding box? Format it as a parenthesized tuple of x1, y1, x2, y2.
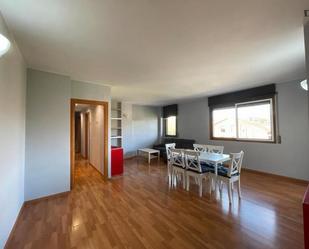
(164, 116, 178, 137)
(209, 96, 277, 143)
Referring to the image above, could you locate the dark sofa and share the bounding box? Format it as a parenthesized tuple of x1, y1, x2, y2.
(153, 138, 196, 162)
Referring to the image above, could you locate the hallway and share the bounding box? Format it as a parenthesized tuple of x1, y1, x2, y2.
(5, 156, 307, 249)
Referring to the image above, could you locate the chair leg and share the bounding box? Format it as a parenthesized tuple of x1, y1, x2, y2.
(219, 180, 223, 192)
(237, 179, 242, 199)
(199, 177, 203, 197)
(186, 174, 190, 191)
(172, 170, 176, 187)
(168, 165, 171, 186)
(182, 172, 186, 189)
(208, 177, 212, 194)
(228, 182, 232, 204)
(175, 175, 178, 187)
(214, 176, 218, 193)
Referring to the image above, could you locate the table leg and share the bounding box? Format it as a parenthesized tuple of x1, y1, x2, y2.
(148, 152, 150, 164)
(214, 162, 218, 193)
(158, 151, 160, 162)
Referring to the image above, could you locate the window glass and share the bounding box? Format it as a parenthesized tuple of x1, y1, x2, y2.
(237, 101, 272, 140)
(212, 107, 236, 138)
(166, 116, 176, 136)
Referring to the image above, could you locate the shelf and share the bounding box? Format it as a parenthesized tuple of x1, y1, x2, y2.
(111, 100, 122, 147)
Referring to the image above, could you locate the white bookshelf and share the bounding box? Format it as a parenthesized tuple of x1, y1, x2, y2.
(111, 101, 122, 147)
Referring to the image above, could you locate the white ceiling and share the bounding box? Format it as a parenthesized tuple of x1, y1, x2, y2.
(0, 0, 308, 105)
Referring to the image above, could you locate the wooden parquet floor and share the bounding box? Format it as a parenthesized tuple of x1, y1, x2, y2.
(5, 156, 308, 249)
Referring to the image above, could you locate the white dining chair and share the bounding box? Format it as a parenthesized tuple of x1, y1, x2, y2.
(207, 145, 224, 154)
(214, 151, 244, 204)
(170, 148, 186, 189)
(165, 143, 176, 186)
(205, 145, 225, 171)
(184, 150, 211, 197)
(193, 144, 207, 152)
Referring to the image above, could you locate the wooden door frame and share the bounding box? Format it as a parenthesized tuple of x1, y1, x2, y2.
(70, 98, 109, 189)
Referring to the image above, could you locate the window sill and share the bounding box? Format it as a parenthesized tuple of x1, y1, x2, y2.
(210, 137, 277, 144)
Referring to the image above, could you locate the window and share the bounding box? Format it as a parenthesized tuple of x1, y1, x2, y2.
(210, 98, 275, 142)
(212, 107, 236, 138)
(165, 116, 177, 136)
(163, 104, 178, 137)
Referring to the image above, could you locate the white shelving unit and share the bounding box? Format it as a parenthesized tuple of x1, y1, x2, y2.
(111, 101, 122, 147)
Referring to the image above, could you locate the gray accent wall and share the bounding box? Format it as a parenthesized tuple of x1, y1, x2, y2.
(0, 13, 26, 248)
(178, 97, 209, 143)
(71, 80, 111, 101)
(177, 81, 309, 180)
(25, 70, 71, 201)
(122, 103, 161, 158)
(25, 71, 112, 201)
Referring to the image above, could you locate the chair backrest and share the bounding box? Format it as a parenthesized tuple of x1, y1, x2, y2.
(170, 148, 185, 168)
(193, 144, 207, 152)
(184, 150, 202, 173)
(165, 143, 176, 160)
(228, 151, 244, 177)
(207, 145, 224, 154)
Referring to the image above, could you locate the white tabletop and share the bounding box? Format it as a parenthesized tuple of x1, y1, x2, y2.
(138, 148, 160, 153)
(199, 152, 230, 164)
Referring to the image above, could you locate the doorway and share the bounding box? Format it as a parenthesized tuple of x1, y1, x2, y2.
(70, 99, 109, 189)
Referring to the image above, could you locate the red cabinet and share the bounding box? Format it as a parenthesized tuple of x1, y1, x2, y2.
(111, 146, 123, 176)
(304, 184, 309, 249)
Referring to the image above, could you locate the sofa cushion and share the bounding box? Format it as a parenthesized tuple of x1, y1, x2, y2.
(200, 162, 215, 171)
(163, 138, 195, 149)
(188, 164, 213, 174)
(153, 138, 195, 162)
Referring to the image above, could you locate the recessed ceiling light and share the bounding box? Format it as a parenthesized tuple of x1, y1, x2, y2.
(300, 79, 308, 91)
(0, 34, 10, 57)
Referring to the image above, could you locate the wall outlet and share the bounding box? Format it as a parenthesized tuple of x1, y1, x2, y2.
(277, 135, 282, 144)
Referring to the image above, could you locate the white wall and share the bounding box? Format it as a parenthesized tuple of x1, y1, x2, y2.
(80, 106, 105, 174)
(25, 70, 71, 201)
(80, 113, 87, 157)
(122, 103, 160, 157)
(177, 81, 309, 180)
(122, 103, 134, 157)
(90, 106, 104, 173)
(0, 13, 26, 248)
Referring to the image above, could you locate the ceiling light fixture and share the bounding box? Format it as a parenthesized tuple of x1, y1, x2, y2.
(0, 34, 10, 57)
(300, 79, 308, 91)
